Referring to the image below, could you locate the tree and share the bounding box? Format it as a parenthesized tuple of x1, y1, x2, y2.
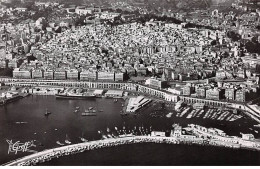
(75, 15, 87, 26)
(211, 40, 217, 46)
(227, 31, 241, 41)
(245, 41, 260, 54)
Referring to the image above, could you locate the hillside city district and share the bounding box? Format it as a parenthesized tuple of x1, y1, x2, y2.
(1, 0, 260, 166)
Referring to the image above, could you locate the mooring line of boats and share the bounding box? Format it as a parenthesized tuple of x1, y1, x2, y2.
(55, 125, 153, 147)
(15, 121, 28, 124)
(249, 127, 259, 134)
(56, 134, 73, 146)
(73, 106, 104, 116)
(175, 107, 243, 122)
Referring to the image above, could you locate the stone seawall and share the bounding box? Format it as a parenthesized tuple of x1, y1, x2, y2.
(4, 135, 257, 166)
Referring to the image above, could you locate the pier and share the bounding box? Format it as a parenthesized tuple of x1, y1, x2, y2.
(3, 134, 260, 166)
(126, 96, 152, 113)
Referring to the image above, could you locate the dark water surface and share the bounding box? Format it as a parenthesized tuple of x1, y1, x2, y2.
(0, 95, 259, 165)
(40, 143, 260, 166)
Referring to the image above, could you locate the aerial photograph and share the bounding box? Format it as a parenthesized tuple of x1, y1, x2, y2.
(0, 0, 260, 166)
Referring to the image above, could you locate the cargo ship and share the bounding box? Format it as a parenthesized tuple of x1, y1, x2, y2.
(55, 93, 96, 99)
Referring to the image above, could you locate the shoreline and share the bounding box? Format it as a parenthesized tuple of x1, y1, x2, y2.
(3, 136, 260, 166)
(1, 78, 260, 123)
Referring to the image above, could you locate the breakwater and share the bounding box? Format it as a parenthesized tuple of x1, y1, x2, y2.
(4, 135, 259, 166)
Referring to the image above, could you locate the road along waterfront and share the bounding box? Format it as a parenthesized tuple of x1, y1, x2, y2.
(1, 78, 260, 123)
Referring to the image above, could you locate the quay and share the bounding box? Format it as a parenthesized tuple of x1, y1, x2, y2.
(3, 134, 260, 166)
(1, 78, 260, 123)
(126, 96, 152, 113)
(0, 92, 30, 106)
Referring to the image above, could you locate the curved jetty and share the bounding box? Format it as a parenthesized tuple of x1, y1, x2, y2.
(3, 134, 260, 166)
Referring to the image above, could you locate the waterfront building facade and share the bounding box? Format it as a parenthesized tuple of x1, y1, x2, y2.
(13, 68, 32, 79)
(44, 70, 54, 80)
(32, 69, 44, 79)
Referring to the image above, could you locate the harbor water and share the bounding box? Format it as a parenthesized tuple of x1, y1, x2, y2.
(0, 95, 260, 165)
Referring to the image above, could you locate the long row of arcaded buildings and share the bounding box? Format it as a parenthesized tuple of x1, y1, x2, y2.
(12, 68, 126, 81)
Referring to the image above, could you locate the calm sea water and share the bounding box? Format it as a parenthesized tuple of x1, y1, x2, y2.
(0, 95, 259, 165)
(40, 143, 260, 166)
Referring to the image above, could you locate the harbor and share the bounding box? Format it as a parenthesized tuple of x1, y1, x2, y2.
(0, 95, 260, 165)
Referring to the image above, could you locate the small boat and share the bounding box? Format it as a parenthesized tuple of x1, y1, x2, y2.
(56, 141, 65, 146)
(80, 137, 88, 142)
(89, 107, 93, 110)
(166, 112, 173, 118)
(55, 129, 58, 131)
(74, 109, 79, 113)
(254, 124, 260, 128)
(249, 128, 253, 131)
(65, 134, 71, 144)
(15, 122, 28, 124)
(80, 132, 88, 142)
(44, 108, 51, 116)
(76, 107, 80, 109)
(82, 111, 96, 116)
(65, 140, 71, 144)
(102, 135, 108, 139)
(254, 130, 259, 133)
(99, 110, 104, 112)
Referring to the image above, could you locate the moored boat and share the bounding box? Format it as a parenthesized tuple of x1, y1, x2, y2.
(81, 112, 96, 116)
(44, 108, 51, 116)
(80, 137, 88, 142)
(102, 135, 108, 139)
(166, 112, 173, 118)
(254, 124, 260, 128)
(82, 108, 97, 116)
(56, 141, 65, 146)
(55, 93, 95, 99)
(65, 134, 71, 144)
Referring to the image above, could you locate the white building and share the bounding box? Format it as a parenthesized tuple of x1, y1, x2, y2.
(151, 131, 166, 137)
